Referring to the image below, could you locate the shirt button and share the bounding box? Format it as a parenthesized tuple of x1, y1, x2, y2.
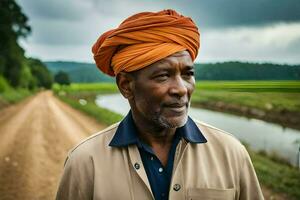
(134, 163, 140, 170)
(173, 184, 181, 191)
(158, 167, 163, 173)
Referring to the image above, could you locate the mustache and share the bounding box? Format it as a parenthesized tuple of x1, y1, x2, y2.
(162, 101, 189, 107)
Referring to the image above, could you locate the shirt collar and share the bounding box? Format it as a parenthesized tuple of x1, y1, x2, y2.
(109, 110, 207, 147)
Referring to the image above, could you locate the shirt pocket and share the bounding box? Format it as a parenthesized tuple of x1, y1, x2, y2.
(187, 188, 235, 200)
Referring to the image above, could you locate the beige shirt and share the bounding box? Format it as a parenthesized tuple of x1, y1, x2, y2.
(56, 120, 264, 200)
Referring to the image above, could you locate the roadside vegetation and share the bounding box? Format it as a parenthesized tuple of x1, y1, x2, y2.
(52, 83, 122, 126)
(0, 76, 33, 108)
(53, 81, 300, 199)
(249, 148, 300, 199)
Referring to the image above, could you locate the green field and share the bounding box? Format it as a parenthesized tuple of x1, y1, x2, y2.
(192, 81, 300, 113)
(195, 81, 300, 92)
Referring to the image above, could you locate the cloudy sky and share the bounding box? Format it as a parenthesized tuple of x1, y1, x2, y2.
(17, 0, 300, 64)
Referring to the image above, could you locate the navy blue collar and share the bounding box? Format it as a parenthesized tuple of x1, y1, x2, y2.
(109, 111, 207, 147)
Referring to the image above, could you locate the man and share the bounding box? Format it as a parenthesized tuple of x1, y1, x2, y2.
(56, 10, 264, 200)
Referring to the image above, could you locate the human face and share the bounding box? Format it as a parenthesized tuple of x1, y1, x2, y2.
(130, 50, 195, 129)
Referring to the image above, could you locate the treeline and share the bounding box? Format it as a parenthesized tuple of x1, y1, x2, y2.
(45, 61, 300, 83)
(0, 0, 53, 93)
(195, 62, 300, 80)
(45, 61, 114, 83)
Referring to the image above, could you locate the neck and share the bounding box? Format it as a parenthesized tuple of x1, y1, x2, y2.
(131, 112, 176, 147)
(131, 110, 179, 166)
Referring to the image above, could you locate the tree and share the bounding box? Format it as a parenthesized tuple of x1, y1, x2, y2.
(0, 0, 31, 87)
(28, 58, 53, 89)
(54, 71, 71, 85)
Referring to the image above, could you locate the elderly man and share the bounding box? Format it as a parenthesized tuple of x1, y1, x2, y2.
(56, 10, 264, 200)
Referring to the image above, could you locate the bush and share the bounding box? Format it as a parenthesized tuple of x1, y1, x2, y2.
(0, 76, 10, 92)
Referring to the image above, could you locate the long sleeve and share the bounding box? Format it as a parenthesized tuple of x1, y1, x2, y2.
(239, 147, 264, 200)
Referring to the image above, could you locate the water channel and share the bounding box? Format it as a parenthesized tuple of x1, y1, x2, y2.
(95, 94, 300, 167)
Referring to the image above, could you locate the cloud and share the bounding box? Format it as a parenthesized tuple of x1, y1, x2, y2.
(176, 0, 300, 29)
(21, 22, 300, 64)
(16, 0, 300, 64)
(198, 22, 300, 64)
(19, 0, 300, 28)
(19, 41, 93, 63)
(17, 0, 94, 21)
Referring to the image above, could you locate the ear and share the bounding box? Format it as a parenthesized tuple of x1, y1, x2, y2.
(116, 72, 135, 99)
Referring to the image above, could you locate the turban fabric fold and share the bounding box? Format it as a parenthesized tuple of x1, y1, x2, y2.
(92, 9, 200, 76)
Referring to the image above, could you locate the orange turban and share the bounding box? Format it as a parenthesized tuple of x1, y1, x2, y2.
(92, 9, 200, 76)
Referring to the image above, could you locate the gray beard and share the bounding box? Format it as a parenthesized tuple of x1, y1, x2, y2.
(151, 111, 188, 129)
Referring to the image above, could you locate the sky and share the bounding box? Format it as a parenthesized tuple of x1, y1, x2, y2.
(17, 0, 300, 64)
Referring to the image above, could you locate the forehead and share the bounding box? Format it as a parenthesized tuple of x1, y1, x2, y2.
(153, 50, 193, 67)
(134, 50, 193, 76)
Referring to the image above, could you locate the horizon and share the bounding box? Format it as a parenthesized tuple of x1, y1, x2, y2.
(43, 59, 300, 66)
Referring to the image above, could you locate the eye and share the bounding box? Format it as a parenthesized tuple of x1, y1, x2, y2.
(183, 70, 194, 77)
(154, 73, 169, 81)
(188, 70, 194, 76)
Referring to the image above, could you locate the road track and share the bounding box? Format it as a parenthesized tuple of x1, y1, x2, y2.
(0, 91, 104, 200)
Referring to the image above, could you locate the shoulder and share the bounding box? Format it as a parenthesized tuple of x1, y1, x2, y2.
(194, 119, 242, 145)
(67, 122, 120, 160)
(193, 119, 248, 156)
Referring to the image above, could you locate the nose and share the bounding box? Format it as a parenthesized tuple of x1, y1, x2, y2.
(169, 76, 188, 97)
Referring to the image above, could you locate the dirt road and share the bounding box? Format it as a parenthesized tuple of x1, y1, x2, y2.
(0, 91, 104, 200)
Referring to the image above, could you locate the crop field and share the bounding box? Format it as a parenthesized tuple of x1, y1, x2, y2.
(195, 80, 300, 92)
(192, 81, 300, 113)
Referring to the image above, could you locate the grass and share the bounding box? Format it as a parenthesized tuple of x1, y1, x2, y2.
(53, 83, 122, 126)
(0, 88, 32, 103)
(57, 95, 123, 126)
(0, 75, 35, 107)
(192, 81, 300, 113)
(194, 81, 300, 92)
(249, 149, 300, 199)
(52, 83, 118, 93)
(0, 88, 34, 108)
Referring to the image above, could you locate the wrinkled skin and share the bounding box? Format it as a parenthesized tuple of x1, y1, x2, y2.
(117, 50, 195, 134)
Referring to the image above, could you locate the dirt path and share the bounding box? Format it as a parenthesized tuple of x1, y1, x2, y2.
(0, 91, 104, 200)
(0, 91, 290, 200)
